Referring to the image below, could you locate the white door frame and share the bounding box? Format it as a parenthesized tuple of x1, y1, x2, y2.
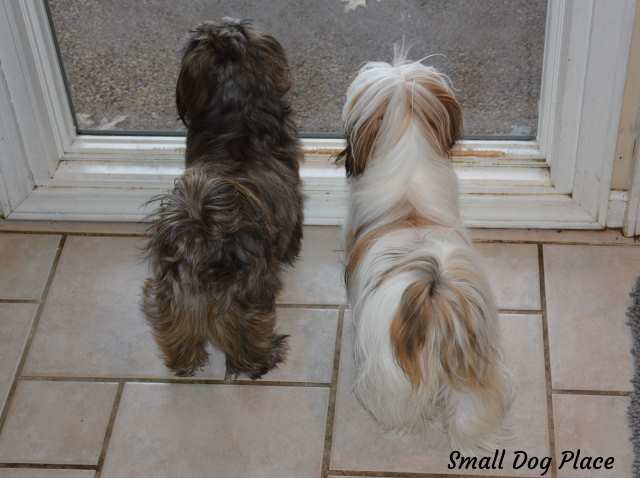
(624, 150, 640, 237)
(0, 0, 637, 228)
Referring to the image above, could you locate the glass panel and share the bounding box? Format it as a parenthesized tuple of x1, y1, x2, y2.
(47, 0, 547, 138)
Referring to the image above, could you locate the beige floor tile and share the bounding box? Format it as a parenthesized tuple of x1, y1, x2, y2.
(553, 394, 631, 477)
(245, 308, 338, 382)
(0, 471, 94, 478)
(23, 237, 225, 379)
(0, 304, 36, 413)
(280, 227, 346, 305)
(0, 381, 117, 464)
(101, 383, 328, 478)
(0, 220, 147, 235)
(0, 234, 60, 300)
(544, 245, 637, 391)
(331, 312, 549, 476)
(476, 243, 540, 310)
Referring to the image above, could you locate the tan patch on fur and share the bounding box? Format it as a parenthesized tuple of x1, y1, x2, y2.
(388, 268, 487, 389)
(408, 76, 463, 157)
(345, 210, 435, 286)
(347, 216, 491, 390)
(345, 96, 389, 177)
(433, 284, 483, 389)
(390, 280, 429, 387)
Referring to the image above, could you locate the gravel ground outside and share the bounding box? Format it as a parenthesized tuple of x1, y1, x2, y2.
(48, 0, 547, 137)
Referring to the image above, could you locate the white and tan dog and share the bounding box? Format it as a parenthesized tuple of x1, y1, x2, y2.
(339, 50, 510, 451)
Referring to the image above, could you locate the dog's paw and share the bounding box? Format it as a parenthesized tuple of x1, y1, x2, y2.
(270, 333, 290, 367)
(169, 350, 209, 378)
(173, 366, 197, 377)
(245, 334, 290, 380)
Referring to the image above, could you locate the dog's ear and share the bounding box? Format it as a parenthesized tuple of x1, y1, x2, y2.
(337, 133, 365, 178)
(251, 32, 291, 93)
(414, 77, 463, 156)
(436, 84, 463, 153)
(176, 40, 217, 128)
(338, 95, 388, 178)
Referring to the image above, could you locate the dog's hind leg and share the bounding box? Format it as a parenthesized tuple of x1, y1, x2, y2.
(282, 219, 303, 265)
(281, 202, 304, 265)
(152, 316, 210, 377)
(212, 305, 289, 380)
(143, 279, 210, 376)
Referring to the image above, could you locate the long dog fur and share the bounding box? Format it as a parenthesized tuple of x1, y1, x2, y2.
(143, 19, 303, 378)
(340, 49, 510, 451)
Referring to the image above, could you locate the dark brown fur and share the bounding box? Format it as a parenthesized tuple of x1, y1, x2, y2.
(143, 19, 303, 378)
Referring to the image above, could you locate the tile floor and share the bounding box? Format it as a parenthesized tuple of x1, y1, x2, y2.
(0, 223, 635, 478)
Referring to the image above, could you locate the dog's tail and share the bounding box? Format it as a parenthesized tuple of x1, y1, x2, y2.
(144, 166, 271, 277)
(142, 166, 272, 375)
(389, 247, 509, 450)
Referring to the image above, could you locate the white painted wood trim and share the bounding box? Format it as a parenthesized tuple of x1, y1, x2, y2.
(538, 0, 637, 225)
(47, 158, 553, 194)
(537, 0, 591, 193)
(537, 0, 568, 161)
(0, 0, 75, 184)
(11, 184, 600, 229)
(572, 0, 637, 225)
(17, 1, 75, 153)
(10, 158, 592, 228)
(0, 56, 34, 217)
(624, 145, 640, 236)
(607, 191, 628, 229)
(0, 1, 36, 215)
(63, 135, 545, 164)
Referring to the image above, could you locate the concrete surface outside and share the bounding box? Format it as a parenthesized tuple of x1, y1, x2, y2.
(48, 0, 547, 137)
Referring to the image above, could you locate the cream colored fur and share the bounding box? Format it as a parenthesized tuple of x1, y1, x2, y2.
(343, 53, 511, 452)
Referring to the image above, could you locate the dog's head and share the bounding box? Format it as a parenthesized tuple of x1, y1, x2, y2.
(338, 52, 462, 177)
(176, 18, 290, 128)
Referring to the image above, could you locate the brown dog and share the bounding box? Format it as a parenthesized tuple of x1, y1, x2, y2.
(143, 18, 303, 378)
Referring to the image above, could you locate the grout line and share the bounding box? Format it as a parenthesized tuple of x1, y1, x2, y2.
(19, 375, 330, 388)
(472, 238, 639, 247)
(538, 244, 557, 478)
(327, 470, 527, 478)
(0, 230, 147, 238)
(0, 463, 521, 478)
(94, 382, 125, 478)
(277, 303, 344, 309)
(0, 463, 97, 470)
(1, 228, 639, 247)
(552, 389, 631, 397)
(20, 376, 124, 383)
(276, 305, 540, 314)
(498, 308, 543, 315)
(0, 299, 40, 304)
(228, 380, 330, 388)
(321, 306, 345, 478)
(0, 235, 66, 435)
(20, 376, 226, 385)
